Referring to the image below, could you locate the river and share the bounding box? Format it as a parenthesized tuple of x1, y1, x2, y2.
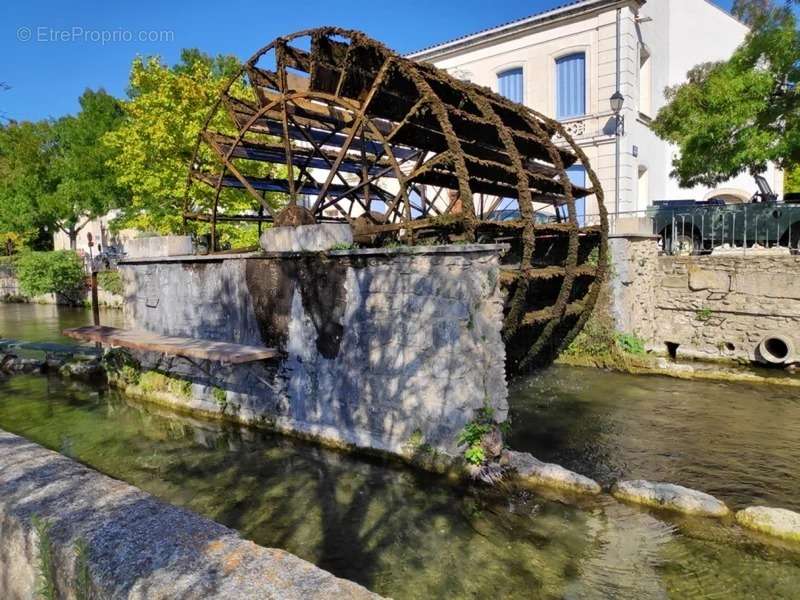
(1, 303, 799, 598)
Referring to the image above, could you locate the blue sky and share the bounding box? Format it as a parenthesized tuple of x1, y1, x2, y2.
(2, 0, 739, 122)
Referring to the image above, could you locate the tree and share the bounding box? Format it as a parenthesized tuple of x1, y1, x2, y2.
(104, 50, 242, 236)
(651, 8, 800, 187)
(0, 120, 58, 249)
(46, 89, 129, 250)
(733, 0, 799, 25)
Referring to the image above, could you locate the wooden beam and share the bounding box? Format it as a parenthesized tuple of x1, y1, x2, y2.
(63, 326, 279, 364)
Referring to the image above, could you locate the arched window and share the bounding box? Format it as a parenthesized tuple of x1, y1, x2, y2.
(556, 53, 586, 119)
(497, 67, 523, 103)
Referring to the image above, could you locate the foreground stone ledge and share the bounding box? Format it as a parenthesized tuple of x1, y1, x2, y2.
(612, 480, 730, 517)
(507, 451, 602, 495)
(0, 430, 381, 600)
(735, 506, 800, 542)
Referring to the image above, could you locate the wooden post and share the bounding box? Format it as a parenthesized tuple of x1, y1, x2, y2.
(87, 232, 101, 350)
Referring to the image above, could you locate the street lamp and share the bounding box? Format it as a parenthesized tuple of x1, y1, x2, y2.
(610, 90, 624, 114)
(610, 91, 625, 135)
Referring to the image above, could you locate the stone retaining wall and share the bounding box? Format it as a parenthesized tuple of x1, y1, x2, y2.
(117, 245, 508, 461)
(608, 237, 800, 363)
(0, 429, 380, 599)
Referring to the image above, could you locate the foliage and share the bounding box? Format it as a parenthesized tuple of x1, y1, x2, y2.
(0, 231, 24, 255)
(104, 49, 281, 247)
(785, 164, 800, 192)
(0, 120, 58, 248)
(0, 90, 127, 250)
(329, 241, 358, 251)
(74, 538, 91, 600)
(138, 371, 192, 398)
(562, 317, 616, 359)
(212, 386, 227, 405)
(457, 404, 499, 466)
(96, 270, 123, 295)
(696, 307, 713, 321)
(732, 0, 799, 26)
(651, 8, 800, 187)
(16, 251, 85, 297)
(101, 348, 140, 386)
(46, 89, 129, 247)
(32, 515, 56, 600)
(615, 332, 646, 355)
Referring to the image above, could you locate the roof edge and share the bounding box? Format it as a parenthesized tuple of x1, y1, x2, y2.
(407, 0, 644, 60)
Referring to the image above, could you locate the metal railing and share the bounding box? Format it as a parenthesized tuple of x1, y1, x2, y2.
(585, 203, 800, 256)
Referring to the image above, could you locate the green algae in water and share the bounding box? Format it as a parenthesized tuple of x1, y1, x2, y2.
(1, 374, 800, 599)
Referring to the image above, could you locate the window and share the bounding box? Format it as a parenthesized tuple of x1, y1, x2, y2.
(556, 53, 586, 119)
(497, 67, 523, 103)
(566, 165, 586, 226)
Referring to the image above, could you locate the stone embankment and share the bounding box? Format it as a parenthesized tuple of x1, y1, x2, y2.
(0, 430, 381, 600)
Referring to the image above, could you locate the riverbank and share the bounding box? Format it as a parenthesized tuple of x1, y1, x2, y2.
(0, 429, 380, 599)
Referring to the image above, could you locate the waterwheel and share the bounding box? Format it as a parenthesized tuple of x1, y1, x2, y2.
(185, 27, 609, 372)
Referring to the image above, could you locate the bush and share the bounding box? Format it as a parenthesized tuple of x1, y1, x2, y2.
(16, 251, 85, 297)
(97, 270, 123, 295)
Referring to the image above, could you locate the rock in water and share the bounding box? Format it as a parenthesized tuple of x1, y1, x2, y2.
(735, 506, 800, 542)
(507, 451, 601, 495)
(612, 480, 729, 517)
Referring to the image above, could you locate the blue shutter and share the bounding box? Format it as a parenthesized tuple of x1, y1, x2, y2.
(566, 165, 586, 226)
(556, 53, 586, 119)
(497, 68, 523, 104)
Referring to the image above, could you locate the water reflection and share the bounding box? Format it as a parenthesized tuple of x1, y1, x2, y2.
(1, 374, 799, 599)
(509, 365, 800, 512)
(0, 302, 125, 344)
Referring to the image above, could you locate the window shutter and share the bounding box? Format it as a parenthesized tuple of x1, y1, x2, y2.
(497, 68, 523, 104)
(556, 53, 586, 119)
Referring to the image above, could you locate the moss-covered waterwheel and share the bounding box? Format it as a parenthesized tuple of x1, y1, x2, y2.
(185, 27, 608, 372)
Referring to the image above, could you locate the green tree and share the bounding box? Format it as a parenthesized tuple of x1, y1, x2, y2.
(733, 0, 799, 25)
(0, 120, 58, 248)
(46, 89, 129, 250)
(651, 8, 800, 187)
(104, 49, 241, 235)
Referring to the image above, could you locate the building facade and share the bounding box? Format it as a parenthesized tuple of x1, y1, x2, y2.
(409, 0, 783, 224)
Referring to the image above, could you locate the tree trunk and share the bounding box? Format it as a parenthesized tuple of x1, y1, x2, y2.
(69, 227, 77, 251)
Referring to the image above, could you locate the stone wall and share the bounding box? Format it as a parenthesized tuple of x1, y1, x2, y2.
(0, 429, 380, 599)
(0, 264, 19, 300)
(608, 236, 800, 363)
(117, 245, 508, 460)
(652, 254, 800, 362)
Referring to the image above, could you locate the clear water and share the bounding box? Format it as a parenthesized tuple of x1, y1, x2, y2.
(2, 304, 800, 597)
(508, 365, 800, 512)
(0, 302, 124, 345)
(1, 373, 800, 599)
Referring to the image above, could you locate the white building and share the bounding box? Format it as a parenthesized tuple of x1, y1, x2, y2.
(53, 210, 138, 256)
(408, 0, 783, 223)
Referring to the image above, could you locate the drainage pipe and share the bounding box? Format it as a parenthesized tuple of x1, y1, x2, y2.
(757, 335, 795, 365)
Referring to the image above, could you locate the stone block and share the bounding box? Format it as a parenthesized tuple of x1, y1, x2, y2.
(688, 267, 730, 292)
(125, 236, 193, 258)
(260, 224, 353, 252)
(660, 275, 688, 289)
(732, 271, 800, 299)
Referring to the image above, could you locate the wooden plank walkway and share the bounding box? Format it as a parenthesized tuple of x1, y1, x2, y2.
(63, 326, 279, 364)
